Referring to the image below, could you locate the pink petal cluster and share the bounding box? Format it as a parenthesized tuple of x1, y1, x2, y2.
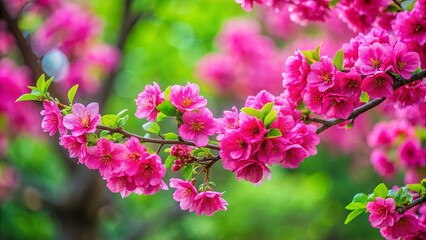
(135, 82, 164, 121)
(370, 149, 396, 180)
(170, 144, 194, 172)
(219, 91, 319, 185)
(170, 178, 228, 216)
(169, 82, 207, 112)
(380, 213, 420, 240)
(63, 102, 101, 137)
(179, 108, 218, 147)
(366, 197, 399, 228)
(40, 101, 67, 136)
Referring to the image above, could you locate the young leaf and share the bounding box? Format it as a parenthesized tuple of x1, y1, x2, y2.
(117, 109, 128, 117)
(117, 115, 129, 127)
(165, 155, 177, 169)
(266, 128, 282, 138)
(101, 114, 118, 128)
(345, 202, 367, 210)
(352, 193, 368, 204)
(406, 183, 423, 193)
(329, 0, 341, 7)
(332, 49, 344, 71)
(264, 110, 278, 128)
(182, 165, 193, 180)
(301, 50, 315, 64)
(36, 74, 45, 91)
(314, 44, 321, 61)
(43, 77, 54, 93)
(373, 183, 388, 198)
(15, 93, 40, 102)
(163, 132, 178, 140)
(67, 84, 79, 104)
(163, 86, 171, 99)
(143, 122, 161, 134)
(156, 112, 167, 122)
(241, 107, 263, 120)
(359, 92, 370, 103)
(260, 102, 274, 116)
(156, 100, 177, 116)
(344, 209, 364, 224)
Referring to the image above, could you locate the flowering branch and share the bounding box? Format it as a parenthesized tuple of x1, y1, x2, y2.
(313, 69, 426, 134)
(397, 194, 426, 214)
(96, 125, 221, 151)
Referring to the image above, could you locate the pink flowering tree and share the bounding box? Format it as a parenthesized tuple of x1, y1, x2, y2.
(1, 0, 426, 239)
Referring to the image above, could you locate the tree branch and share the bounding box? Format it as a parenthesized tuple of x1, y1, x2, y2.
(397, 194, 426, 214)
(313, 69, 426, 134)
(96, 125, 220, 151)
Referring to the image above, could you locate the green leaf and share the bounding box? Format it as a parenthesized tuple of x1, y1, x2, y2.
(67, 84, 79, 104)
(264, 111, 278, 128)
(156, 112, 167, 122)
(117, 115, 129, 127)
(43, 77, 54, 93)
(101, 114, 118, 128)
(99, 130, 110, 138)
(344, 209, 364, 224)
(329, 0, 341, 7)
(156, 100, 177, 116)
(353, 193, 368, 204)
(345, 122, 354, 130)
(165, 155, 177, 169)
(373, 183, 388, 198)
(143, 122, 161, 134)
(15, 93, 40, 102)
(266, 128, 282, 138)
(261, 102, 274, 116)
(31, 89, 42, 96)
(182, 165, 193, 180)
(345, 202, 366, 210)
(406, 183, 423, 193)
(360, 92, 370, 103)
(163, 86, 171, 99)
(36, 74, 45, 91)
(401, 0, 416, 10)
(117, 109, 128, 117)
(314, 44, 321, 61)
(301, 50, 316, 64)
(163, 132, 178, 140)
(241, 107, 263, 120)
(332, 49, 344, 71)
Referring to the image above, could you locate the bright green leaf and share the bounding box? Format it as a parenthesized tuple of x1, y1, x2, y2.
(345, 122, 354, 130)
(353, 193, 368, 204)
(241, 107, 263, 120)
(163, 132, 178, 140)
(314, 44, 321, 61)
(329, 0, 341, 7)
(99, 130, 110, 138)
(266, 128, 282, 138)
(402, 0, 416, 10)
(101, 114, 118, 128)
(36, 74, 45, 91)
(15, 93, 40, 102)
(264, 110, 278, 128)
(301, 50, 315, 64)
(345, 202, 367, 210)
(261, 102, 274, 115)
(182, 165, 193, 180)
(344, 209, 364, 224)
(360, 92, 370, 103)
(156, 100, 177, 116)
(373, 183, 388, 198)
(143, 122, 161, 134)
(117, 109, 128, 117)
(67, 84, 79, 104)
(406, 183, 423, 193)
(43, 77, 54, 93)
(165, 155, 177, 169)
(156, 112, 167, 122)
(332, 49, 344, 71)
(117, 115, 129, 127)
(163, 86, 171, 99)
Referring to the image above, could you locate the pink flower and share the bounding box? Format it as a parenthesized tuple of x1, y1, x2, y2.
(303, 87, 325, 115)
(398, 138, 425, 168)
(361, 71, 393, 99)
(256, 137, 287, 164)
(370, 149, 396, 180)
(322, 93, 355, 119)
(169, 178, 198, 210)
(307, 56, 336, 92)
(391, 42, 420, 79)
(391, 80, 426, 108)
(235, 159, 271, 185)
(393, 8, 426, 46)
(123, 137, 150, 176)
(217, 106, 239, 140)
(133, 154, 168, 195)
(366, 197, 398, 228)
(380, 213, 420, 239)
(59, 134, 87, 161)
(85, 138, 127, 178)
(106, 172, 136, 198)
(40, 101, 67, 136)
(367, 122, 395, 148)
(179, 108, 217, 147)
(355, 42, 391, 75)
(235, 0, 263, 11)
(220, 131, 252, 169)
(280, 144, 309, 169)
(135, 82, 164, 122)
(282, 51, 310, 104)
(169, 83, 207, 112)
(287, 0, 330, 25)
(336, 71, 362, 98)
(190, 191, 228, 216)
(63, 102, 100, 137)
(239, 112, 267, 144)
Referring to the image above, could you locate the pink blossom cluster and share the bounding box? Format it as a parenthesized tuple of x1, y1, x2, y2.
(236, 0, 330, 25)
(367, 121, 426, 183)
(4, 0, 120, 94)
(366, 197, 425, 239)
(170, 144, 194, 172)
(196, 20, 283, 98)
(218, 90, 319, 185)
(170, 178, 228, 216)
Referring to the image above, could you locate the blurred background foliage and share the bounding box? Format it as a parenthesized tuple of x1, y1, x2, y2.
(0, 0, 406, 239)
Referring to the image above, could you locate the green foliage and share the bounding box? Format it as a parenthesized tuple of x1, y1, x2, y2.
(163, 132, 179, 140)
(165, 155, 177, 169)
(329, 0, 341, 7)
(266, 128, 282, 138)
(156, 100, 178, 116)
(101, 114, 118, 128)
(143, 122, 161, 134)
(67, 84, 79, 104)
(373, 183, 388, 199)
(16, 74, 54, 102)
(332, 49, 344, 71)
(360, 92, 370, 103)
(344, 209, 364, 225)
(301, 44, 321, 64)
(182, 165, 194, 180)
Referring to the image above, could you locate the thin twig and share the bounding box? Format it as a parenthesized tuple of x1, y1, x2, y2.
(397, 195, 426, 214)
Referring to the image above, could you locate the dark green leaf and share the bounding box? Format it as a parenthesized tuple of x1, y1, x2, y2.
(353, 193, 368, 204)
(373, 183, 388, 198)
(332, 49, 344, 71)
(165, 155, 177, 169)
(15, 93, 40, 102)
(143, 122, 161, 134)
(402, 0, 416, 10)
(344, 209, 364, 224)
(329, 0, 341, 7)
(266, 128, 282, 138)
(156, 100, 177, 116)
(67, 84, 79, 104)
(101, 114, 118, 128)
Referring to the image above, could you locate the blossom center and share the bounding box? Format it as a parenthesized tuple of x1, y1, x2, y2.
(190, 120, 204, 131)
(81, 117, 90, 128)
(375, 77, 385, 87)
(347, 80, 358, 88)
(102, 154, 112, 164)
(182, 98, 192, 107)
(321, 72, 331, 83)
(128, 153, 140, 161)
(371, 58, 381, 68)
(144, 165, 154, 176)
(397, 61, 406, 70)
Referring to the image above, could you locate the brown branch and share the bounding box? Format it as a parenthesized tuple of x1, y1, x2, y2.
(397, 194, 426, 214)
(96, 125, 220, 151)
(313, 69, 426, 134)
